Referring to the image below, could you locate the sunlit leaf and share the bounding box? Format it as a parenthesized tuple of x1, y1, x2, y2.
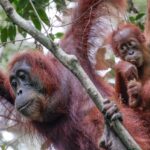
(55, 32, 64, 39)
(1, 144, 6, 150)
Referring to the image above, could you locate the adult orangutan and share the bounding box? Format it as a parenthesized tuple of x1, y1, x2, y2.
(0, 51, 123, 150)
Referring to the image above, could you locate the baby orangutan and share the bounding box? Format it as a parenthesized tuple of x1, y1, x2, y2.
(111, 24, 150, 109)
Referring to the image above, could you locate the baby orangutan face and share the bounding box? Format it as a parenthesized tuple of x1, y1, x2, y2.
(118, 38, 144, 67)
(114, 28, 144, 67)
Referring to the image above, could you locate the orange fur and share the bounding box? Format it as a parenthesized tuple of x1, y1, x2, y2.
(110, 24, 150, 149)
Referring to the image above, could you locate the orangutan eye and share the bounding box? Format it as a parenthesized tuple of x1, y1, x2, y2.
(18, 71, 26, 80)
(120, 44, 127, 51)
(129, 40, 137, 47)
(11, 79, 17, 89)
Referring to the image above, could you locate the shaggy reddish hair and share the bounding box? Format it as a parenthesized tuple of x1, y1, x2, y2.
(9, 51, 59, 96)
(110, 23, 145, 56)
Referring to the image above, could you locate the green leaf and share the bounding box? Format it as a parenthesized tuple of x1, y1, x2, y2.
(18, 0, 28, 8)
(31, 0, 49, 8)
(30, 13, 41, 30)
(38, 9, 50, 26)
(53, 0, 66, 11)
(10, 0, 18, 4)
(1, 144, 6, 150)
(55, 32, 64, 39)
(138, 22, 144, 31)
(1, 27, 8, 43)
(136, 13, 145, 20)
(8, 24, 16, 41)
(129, 16, 136, 22)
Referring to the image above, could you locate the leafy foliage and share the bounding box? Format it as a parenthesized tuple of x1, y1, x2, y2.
(128, 12, 145, 31)
(0, 0, 66, 69)
(0, 0, 66, 43)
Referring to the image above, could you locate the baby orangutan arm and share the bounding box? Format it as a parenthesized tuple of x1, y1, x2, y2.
(127, 79, 142, 108)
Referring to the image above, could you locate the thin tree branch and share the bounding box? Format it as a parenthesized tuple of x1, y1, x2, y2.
(0, 0, 142, 149)
(127, 0, 139, 13)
